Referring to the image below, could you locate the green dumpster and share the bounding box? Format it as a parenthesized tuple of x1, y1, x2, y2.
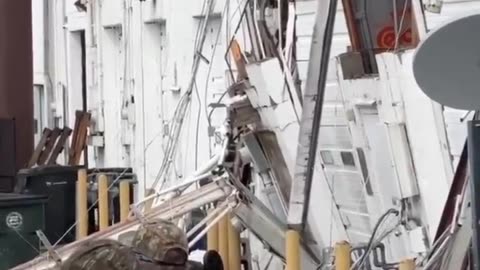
(0, 193, 47, 270)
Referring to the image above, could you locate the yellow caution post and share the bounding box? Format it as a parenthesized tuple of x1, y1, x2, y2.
(76, 168, 88, 239)
(286, 230, 301, 270)
(207, 209, 219, 251)
(228, 216, 241, 270)
(219, 215, 230, 269)
(399, 258, 415, 270)
(119, 180, 130, 222)
(98, 174, 109, 231)
(335, 241, 351, 270)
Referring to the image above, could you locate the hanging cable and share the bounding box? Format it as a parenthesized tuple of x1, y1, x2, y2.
(150, 0, 217, 191)
(393, 0, 410, 51)
(351, 208, 400, 269)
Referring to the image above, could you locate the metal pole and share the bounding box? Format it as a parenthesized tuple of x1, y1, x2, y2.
(286, 230, 301, 270)
(119, 180, 130, 222)
(76, 169, 88, 239)
(98, 174, 109, 231)
(335, 241, 351, 270)
(468, 119, 480, 269)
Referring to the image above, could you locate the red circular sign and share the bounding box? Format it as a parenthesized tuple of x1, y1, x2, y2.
(377, 26, 396, 49)
(400, 28, 412, 45)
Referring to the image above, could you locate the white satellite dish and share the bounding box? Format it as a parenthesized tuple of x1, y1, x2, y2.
(413, 13, 480, 110)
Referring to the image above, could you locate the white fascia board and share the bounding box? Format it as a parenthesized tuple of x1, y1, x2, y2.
(378, 52, 453, 240)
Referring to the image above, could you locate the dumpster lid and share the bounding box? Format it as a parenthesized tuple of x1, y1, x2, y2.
(17, 165, 84, 177)
(0, 193, 48, 206)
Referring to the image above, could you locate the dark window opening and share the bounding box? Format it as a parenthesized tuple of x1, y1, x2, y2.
(340, 151, 355, 166)
(320, 150, 335, 165)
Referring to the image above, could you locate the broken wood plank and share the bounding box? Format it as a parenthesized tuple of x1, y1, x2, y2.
(37, 128, 62, 165)
(69, 112, 91, 165)
(69, 111, 82, 154)
(47, 127, 73, 165)
(230, 39, 248, 81)
(28, 128, 52, 168)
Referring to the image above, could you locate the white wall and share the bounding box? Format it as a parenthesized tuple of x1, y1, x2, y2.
(32, 0, 230, 199)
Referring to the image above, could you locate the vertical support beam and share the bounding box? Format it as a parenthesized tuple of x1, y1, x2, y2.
(468, 120, 480, 269)
(219, 215, 230, 269)
(334, 241, 351, 270)
(0, 0, 34, 173)
(208, 209, 219, 251)
(398, 258, 415, 270)
(286, 230, 301, 270)
(119, 180, 130, 222)
(287, 0, 338, 230)
(98, 174, 109, 231)
(228, 216, 241, 270)
(76, 169, 88, 239)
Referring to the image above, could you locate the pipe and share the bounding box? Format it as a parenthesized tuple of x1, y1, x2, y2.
(135, 154, 220, 207)
(189, 205, 232, 249)
(98, 174, 109, 231)
(187, 200, 229, 238)
(228, 215, 241, 270)
(135, 171, 211, 209)
(399, 258, 415, 270)
(219, 214, 230, 269)
(286, 230, 301, 270)
(119, 180, 130, 222)
(76, 169, 88, 239)
(334, 241, 351, 270)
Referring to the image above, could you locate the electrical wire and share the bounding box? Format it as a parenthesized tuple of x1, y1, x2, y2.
(194, 81, 202, 170)
(207, 89, 229, 124)
(350, 208, 400, 269)
(393, 0, 410, 51)
(203, 1, 229, 156)
(150, 0, 216, 191)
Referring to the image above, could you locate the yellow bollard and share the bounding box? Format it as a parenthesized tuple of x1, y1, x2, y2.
(399, 258, 415, 270)
(218, 215, 230, 270)
(76, 169, 88, 239)
(286, 230, 301, 270)
(119, 180, 130, 222)
(335, 241, 351, 270)
(228, 216, 241, 270)
(207, 209, 219, 251)
(98, 174, 109, 231)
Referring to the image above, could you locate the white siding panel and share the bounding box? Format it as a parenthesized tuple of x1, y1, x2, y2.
(424, 0, 480, 169)
(425, 1, 480, 29)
